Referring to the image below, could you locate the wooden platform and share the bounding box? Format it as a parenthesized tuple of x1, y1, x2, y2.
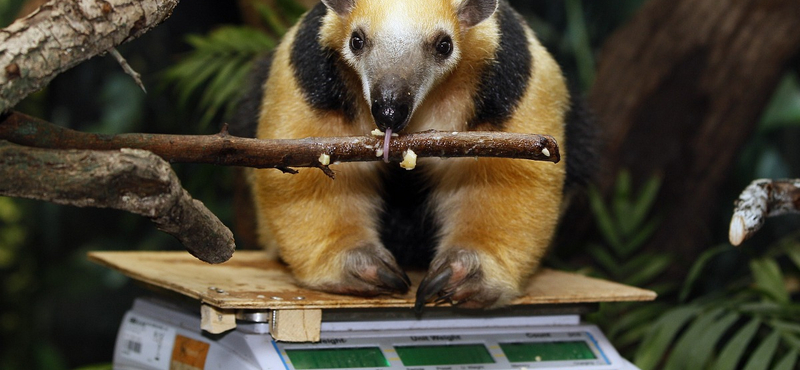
(89, 251, 656, 341)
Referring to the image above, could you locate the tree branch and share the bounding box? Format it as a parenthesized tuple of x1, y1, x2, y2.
(0, 111, 560, 178)
(0, 0, 179, 112)
(0, 140, 234, 264)
(729, 179, 800, 246)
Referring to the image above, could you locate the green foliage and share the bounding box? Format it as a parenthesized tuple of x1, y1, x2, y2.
(162, 27, 275, 128)
(634, 238, 800, 370)
(736, 71, 800, 183)
(563, 0, 594, 90)
(759, 72, 800, 132)
(579, 69, 800, 368)
(0, 197, 25, 268)
(162, 0, 304, 129)
(0, 197, 31, 369)
(72, 364, 112, 370)
(583, 171, 673, 353)
(587, 170, 664, 274)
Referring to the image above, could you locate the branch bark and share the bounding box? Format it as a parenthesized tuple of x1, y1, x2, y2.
(0, 111, 560, 178)
(0, 141, 234, 264)
(0, 0, 179, 112)
(729, 179, 800, 246)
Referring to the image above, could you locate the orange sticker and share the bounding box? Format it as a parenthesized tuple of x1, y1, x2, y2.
(170, 334, 210, 370)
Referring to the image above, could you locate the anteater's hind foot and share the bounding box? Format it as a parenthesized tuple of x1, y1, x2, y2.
(415, 248, 519, 311)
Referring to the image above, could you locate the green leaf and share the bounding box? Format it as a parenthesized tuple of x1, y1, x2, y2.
(617, 253, 656, 277)
(712, 318, 761, 370)
(618, 217, 659, 258)
(585, 243, 619, 276)
(738, 301, 800, 317)
(607, 302, 670, 343)
(773, 350, 798, 370)
(607, 303, 665, 336)
(197, 60, 243, 116)
(588, 185, 623, 249)
(255, 1, 289, 36)
(771, 319, 800, 334)
(759, 72, 800, 132)
(684, 312, 740, 370)
(624, 253, 672, 287)
(185, 33, 212, 49)
(750, 258, 790, 303)
(741, 330, 780, 370)
(276, 0, 308, 20)
(662, 307, 726, 370)
(563, 0, 594, 89)
(785, 243, 800, 271)
(0, 197, 22, 223)
(614, 324, 651, 352)
(211, 26, 276, 52)
(217, 63, 254, 117)
(680, 244, 732, 302)
(782, 332, 800, 351)
(631, 174, 662, 226)
(615, 172, 661, 239)
(173, 57, 223, 108)
(612, 169, 633, 235)
(634, 305, 702, 369)
(711, 318, 761, 370)
(73, 363, 113, 370)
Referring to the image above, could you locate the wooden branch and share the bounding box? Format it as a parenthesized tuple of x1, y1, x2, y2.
(729, 179, 800, 246)
(0, 141, 234, 264)
(109, 48, 146, 93)
(0, 111, 560, 178)
(0, 0, 179, 112)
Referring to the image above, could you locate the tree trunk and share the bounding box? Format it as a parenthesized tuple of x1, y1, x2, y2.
(588, 0, 800, 263)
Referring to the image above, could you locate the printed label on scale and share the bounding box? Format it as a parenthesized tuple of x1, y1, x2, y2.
(117, 314, 176, 370)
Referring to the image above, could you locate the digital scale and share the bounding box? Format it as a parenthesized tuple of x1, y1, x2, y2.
(89, 251, 656, 370)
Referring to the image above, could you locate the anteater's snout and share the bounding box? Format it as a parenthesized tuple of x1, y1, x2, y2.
(371, 98, 410, 132)
(370, 75, 414, 132)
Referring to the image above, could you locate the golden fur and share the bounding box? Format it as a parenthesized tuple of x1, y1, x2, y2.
(248, 0, 568, 307)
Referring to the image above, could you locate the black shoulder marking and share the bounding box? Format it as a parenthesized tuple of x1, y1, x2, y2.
(230, 52, 274, 138)
(290, 3, 356, 120)
(564, 90, 598, 192)
(469, 1, 532, 129)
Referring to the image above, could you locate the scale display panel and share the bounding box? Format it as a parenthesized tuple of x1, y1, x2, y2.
(500, 341, 597, 362)
(395, 344, 495, 366)
(286, 347, 389, 369)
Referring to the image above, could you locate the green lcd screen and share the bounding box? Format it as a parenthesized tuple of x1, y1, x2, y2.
(395, 344, 495, 366)
(500, 341, 597, 362)
(285, 347, 389, 369)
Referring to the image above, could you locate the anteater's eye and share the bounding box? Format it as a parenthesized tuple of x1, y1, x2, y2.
(350, 32, 365, 53)
(435, 36, 453, 57)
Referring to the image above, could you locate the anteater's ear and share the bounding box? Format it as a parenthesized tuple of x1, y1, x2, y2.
(321, 0, 355, 17)
(458, 0, 498, 28)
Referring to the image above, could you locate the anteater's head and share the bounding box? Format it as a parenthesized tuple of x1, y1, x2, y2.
(320, 0, 499, 133)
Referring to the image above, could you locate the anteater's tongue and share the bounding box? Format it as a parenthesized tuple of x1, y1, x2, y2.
(383, 127, 392, 163)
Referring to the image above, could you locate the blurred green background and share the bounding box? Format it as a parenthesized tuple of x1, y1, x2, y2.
(1, 0, 799, 369)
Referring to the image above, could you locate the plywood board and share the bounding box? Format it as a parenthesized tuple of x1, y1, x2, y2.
(88, 251, 656, 310)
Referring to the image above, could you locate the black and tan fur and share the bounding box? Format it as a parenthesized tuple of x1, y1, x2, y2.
(235, 0, 593, 309)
